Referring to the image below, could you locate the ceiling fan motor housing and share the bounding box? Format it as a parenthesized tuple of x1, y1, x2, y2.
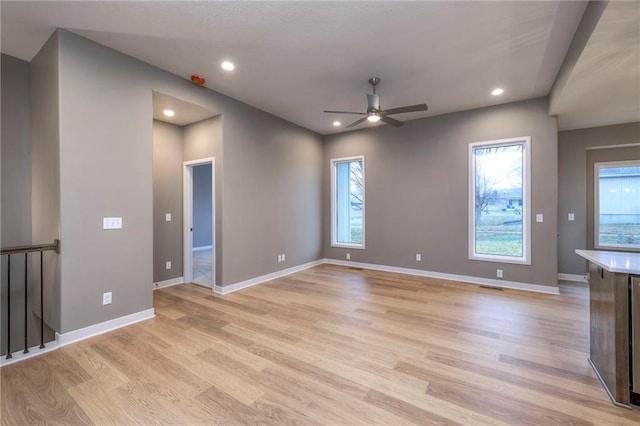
(323, 76, 427, 129)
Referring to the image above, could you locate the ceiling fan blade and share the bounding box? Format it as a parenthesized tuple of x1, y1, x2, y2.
(324, 110, 366, 115)
(380, 115, 404, 127)
(345, 116, 369, 129)
(367, 93, 379, 111)
(381, 104, 428, 115)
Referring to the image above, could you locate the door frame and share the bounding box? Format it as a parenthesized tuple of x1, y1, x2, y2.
(183, 157, 215, 288)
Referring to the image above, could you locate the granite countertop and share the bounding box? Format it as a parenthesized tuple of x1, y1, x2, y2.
(575, 249, 640, 275)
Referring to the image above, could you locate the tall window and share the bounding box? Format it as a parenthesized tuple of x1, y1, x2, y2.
(594, 160, 640, 250)
(469, 137, 530, 264)
(331, 156, 365, 248)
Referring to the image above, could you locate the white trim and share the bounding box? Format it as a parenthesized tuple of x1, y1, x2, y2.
(330, 155, 365, 249)
(594, 159, 640, 251)
(183, 158, 216, 288)
(468, 136, 531, 265)
(0, 342, 59, 367)
(586, 142, 640, 151)
(214, 259, 324, 295)
(558, 273, 588, 282)
(153, 276, 184, 290)
(323, 258, 560, 295)
(2, 309, 156, 366)
(55, 308, 155, 347)
(193, 245, 213, 252)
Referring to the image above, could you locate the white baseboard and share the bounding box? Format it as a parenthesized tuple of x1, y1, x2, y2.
(558, 273, 588, 282)
(324, 259, 560, 295)
(0, 341, 59, 367)
(55, 308, 155, 347)
(193, 245, 213, 252)
(214, 259, 324, 295)
(154, 276, 184, 290)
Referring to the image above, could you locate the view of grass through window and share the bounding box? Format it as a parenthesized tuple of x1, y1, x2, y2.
(473, 143, 524, 258)
(597, 162, 640, 249)
(335, 159, 364, 245)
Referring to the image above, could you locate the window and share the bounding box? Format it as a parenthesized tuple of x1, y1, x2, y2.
(469, 137, 530, 264)
(594, 160, 640, 250)
(331, 156, 365, 248)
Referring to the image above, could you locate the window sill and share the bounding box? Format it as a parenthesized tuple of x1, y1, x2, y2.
(469, 254, 530, 265)
(331, 243, 365, 250)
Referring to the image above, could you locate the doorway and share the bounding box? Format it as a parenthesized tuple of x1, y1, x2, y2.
(183, 158, 215, 288)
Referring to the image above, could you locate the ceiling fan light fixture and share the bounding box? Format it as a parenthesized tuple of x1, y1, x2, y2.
(221, 61, 235, 71)
(367, 113, 381, 123)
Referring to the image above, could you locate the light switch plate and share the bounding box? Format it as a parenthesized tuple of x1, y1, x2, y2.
(166, 213, 172, 222)
(416, 254, 422, 261)
(536, 214, 543, 223)
(103, 217, 122, 229)
(568, 213, 575, 221)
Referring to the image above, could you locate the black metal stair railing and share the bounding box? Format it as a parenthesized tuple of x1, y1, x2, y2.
(1, 239, 60, 359)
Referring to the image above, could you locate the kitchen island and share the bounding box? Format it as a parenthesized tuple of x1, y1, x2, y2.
(576, 249, 640, 408)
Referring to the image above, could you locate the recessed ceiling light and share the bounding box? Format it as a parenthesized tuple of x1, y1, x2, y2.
(367, 114, 381, 123)
(333, 121, 341, 127)
(221, 61, 235, 71)
(163, 109, 175, 117)
(491, 88, 504, 96)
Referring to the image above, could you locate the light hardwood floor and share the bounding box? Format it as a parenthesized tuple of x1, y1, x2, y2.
(3, 264, 640, 425)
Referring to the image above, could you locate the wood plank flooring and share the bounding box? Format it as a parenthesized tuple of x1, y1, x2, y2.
(3, 264, 640, 425)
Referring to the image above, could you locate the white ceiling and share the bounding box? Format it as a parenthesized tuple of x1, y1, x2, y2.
(152, 91, 217, 126)
(2, 1, 636, 134)
(550, 1, 640, 131)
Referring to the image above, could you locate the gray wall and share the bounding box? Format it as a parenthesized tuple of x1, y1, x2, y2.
(37, 30, 322, 333)
(152, 120, 183, 283)
(558, 122, 640, 275)
(222, 107, 323, 284)
(183, 116, 223, 286)
(152, 116, 222, 284)
(30, 35, 62, 332)
(2, 54, 31, 247)
(324, 98, 559, 287)
(1, 54, 54, 353)
(193, 164, 213, 248)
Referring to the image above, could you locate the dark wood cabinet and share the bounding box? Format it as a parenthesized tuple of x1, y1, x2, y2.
(588, 261, 631, 405)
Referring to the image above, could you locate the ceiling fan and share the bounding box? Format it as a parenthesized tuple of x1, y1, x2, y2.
(324, 77, 428, 129)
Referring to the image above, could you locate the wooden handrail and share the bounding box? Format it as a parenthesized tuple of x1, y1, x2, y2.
(1, 239, 60, 256)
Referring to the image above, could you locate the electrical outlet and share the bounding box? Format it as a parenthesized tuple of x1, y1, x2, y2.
(416, 254, 422, 261)
(346, 253, 350, 260)
(165, 261, 172, 270)
(102, 292, 112, 305)
(568, 213, 575, 221)
(496, 269, 503, 278)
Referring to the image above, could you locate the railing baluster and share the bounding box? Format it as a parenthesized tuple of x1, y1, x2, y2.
(1, 240, 59, 359)
(7, 255, 12, 359)
(23, 253, 28, 354)
(40, 251, 45, 349)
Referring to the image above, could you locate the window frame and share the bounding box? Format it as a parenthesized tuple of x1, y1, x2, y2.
(468, 136, 531, 265)
(594, 159, 640, 251)
(331, 155, 365, 249)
